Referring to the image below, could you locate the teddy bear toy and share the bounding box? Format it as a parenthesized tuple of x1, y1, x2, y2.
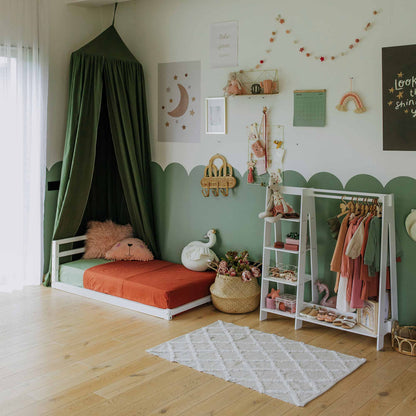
(258, 172, 298, 220)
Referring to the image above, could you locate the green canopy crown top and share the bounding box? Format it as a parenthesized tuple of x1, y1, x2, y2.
(75, 25, 138, 62)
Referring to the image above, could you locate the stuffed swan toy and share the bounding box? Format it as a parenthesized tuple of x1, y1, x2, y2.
(181, 229, 219, 272)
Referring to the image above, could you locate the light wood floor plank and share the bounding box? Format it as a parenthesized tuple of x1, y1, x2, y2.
(0, 286, 413, 416)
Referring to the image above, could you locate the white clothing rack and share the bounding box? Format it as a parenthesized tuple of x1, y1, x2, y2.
(259, 186, 398, 351)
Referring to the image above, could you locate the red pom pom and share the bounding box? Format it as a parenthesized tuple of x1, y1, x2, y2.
(260, 60, 264, 64)
(355, 38, 360, 43)
(320, 56, 325, 62)
(299, 47, 304, 52)
(279, 18, 285, 24)
(306, 53, 310, 57)
(349, 44, 354, 49)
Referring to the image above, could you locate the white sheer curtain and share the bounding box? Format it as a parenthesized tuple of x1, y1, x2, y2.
(0, 0, 48, 291)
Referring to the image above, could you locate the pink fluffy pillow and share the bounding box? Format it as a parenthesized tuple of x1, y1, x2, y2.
(83, 220, 133, 259)
(105, 238, 154, 261)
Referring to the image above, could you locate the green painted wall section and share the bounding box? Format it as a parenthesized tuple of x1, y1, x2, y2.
(43, 160, 416, 324)
(151, 162, 416, 325)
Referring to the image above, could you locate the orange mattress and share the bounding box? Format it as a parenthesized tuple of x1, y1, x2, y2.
(83, 260, 216, 309)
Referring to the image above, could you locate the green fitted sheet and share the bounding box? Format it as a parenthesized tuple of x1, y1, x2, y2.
(59, 258, 111, 288)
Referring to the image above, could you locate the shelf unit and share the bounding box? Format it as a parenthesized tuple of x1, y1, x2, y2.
(259, 186, 319, 322)
(259, 186, 398, 351)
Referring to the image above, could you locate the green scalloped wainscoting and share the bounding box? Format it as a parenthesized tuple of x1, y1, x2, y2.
(44, 161, 416, 324)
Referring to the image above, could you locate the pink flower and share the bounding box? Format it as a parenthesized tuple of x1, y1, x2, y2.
(242, 270, 253, 281)
(250, 267, 261, 278)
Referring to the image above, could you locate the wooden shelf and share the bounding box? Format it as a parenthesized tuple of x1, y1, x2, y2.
(297, 314, 378, 338)
(263, 275, 311, 286)
(230, 93, 279, 98)
(263, 276, 298, 286)
(264, 217, 300, 223)
(264, 246, 309, 254)
(67, 0, 131, 7)
(261, 307, 295, 319)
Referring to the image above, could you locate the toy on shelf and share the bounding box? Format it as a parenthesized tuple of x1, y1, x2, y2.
(223, 72, 244, 97)
(265, 288, 280, 309)
(316, 280, 337, 308)
(201, 153, 236, 197)
(261, 79, 277, 94)
(258, 172, 298, 220)
(226, 69, 278, 96)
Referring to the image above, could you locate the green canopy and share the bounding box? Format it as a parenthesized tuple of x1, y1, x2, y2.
(44, 26, 158, 285)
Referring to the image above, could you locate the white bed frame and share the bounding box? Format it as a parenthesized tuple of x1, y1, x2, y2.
(51, 235, 212, 320)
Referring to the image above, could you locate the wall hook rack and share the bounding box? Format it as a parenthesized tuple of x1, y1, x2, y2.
(201, 153, 236, 197)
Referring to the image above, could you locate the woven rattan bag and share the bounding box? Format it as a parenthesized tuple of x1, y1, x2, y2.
(210, 273, 260, 314)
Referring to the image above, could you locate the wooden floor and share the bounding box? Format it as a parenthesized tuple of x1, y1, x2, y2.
(0, 287, 415, 416)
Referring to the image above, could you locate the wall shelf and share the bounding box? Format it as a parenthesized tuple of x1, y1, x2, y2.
(67, 0, 132, 7)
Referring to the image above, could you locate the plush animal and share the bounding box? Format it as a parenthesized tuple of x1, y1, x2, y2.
(258, 172, 296, 220)
(316, 280, 337, 308)
(223, 72, 244, 96)
(181, 229, 219, 272)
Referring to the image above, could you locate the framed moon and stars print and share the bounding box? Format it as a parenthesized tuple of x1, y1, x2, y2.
(158, 61, 201, 143)
(382, 44, 416, 151)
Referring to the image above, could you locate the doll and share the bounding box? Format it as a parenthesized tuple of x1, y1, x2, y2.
(224, 72, 244, 96)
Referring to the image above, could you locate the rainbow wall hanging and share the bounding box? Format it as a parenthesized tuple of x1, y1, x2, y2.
(336, 91, 366, 113)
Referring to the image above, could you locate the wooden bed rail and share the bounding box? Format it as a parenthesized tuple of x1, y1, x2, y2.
(51, 235, 87, 284)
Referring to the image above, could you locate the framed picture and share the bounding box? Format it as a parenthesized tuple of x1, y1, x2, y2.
(357, 300, 379, 334)
(209, 21, 238, 68)
(206, 97, 227, 134)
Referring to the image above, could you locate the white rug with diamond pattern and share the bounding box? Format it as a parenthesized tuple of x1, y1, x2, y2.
(147, 320, 366, 407)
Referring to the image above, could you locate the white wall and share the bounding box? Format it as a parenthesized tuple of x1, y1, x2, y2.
(46, 0, 112, 167)
(110, 0, 416, 186)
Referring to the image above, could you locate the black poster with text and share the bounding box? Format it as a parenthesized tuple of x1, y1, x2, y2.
(382, 44, 416, 150)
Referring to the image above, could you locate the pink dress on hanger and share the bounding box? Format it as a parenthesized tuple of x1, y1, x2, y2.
(336, 216, 359, 313)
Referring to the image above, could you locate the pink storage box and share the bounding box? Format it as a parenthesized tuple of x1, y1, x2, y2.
(265, 297, 276, 309)
(285, 237, 300, 246)
(275, 293, 296, 313)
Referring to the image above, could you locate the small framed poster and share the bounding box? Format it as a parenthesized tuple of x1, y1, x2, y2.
(206, 97, 227, 134)
(210, 21, 238, 68)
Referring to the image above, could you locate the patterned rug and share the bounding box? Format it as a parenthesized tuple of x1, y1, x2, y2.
(147, 320, 365, 407)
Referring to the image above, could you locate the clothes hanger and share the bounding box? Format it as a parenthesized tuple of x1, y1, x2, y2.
(370, 198, 378, 215)
(363, 197, 370, 215)
(377, 202, 383, 218)
(337, 195, 349, 218)
(353, 196, 362, 216)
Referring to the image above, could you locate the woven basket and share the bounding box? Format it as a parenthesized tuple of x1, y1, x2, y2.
(392, 321, 416, 357)
(210, 273, 260, 314)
